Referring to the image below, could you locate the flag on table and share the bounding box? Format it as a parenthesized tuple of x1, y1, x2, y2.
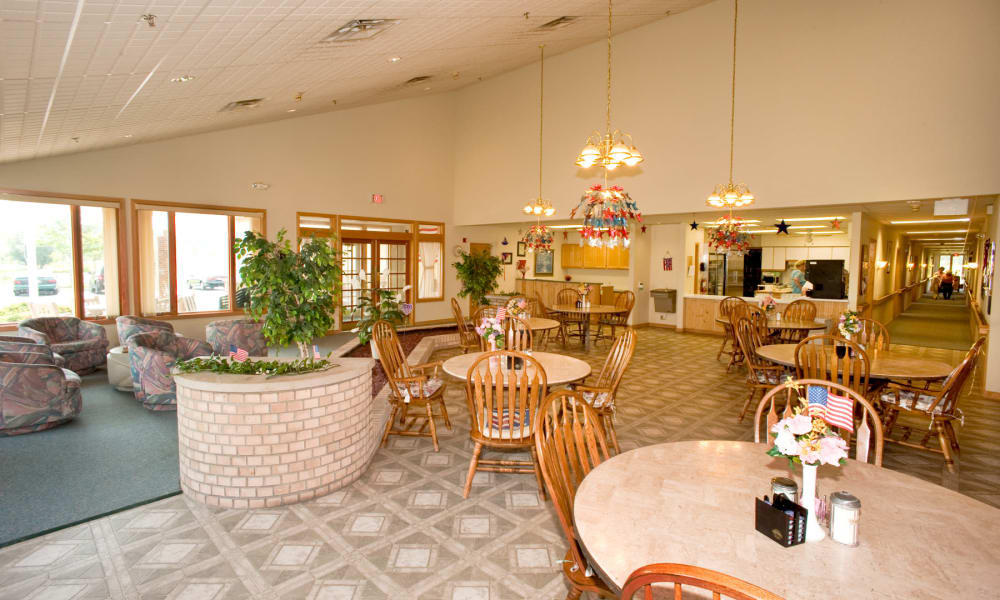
(313, 345, 322, 359)
(229, 345, 249, 362)
(807, 385, 854, 432)
(496, 306, 507, 320)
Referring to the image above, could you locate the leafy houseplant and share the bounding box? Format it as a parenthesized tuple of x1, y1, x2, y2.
(352, 287, 412, 353)
(453, 250, 503, 307)
(234, 229, 342, 358)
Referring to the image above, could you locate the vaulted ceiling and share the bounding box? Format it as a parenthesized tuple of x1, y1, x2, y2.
(0, 0, 712, 164)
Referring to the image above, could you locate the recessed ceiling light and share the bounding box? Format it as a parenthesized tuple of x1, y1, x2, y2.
(123, 134, 133, 138)
(287, 109, 296, 112)
(170, 75, 195, 83)
(905, 229, 969, 234)
(388, 56, 401, 63)
(890, 217, 970, 225)
(782, 216, 846, 222)
(423, 86, 431, 91)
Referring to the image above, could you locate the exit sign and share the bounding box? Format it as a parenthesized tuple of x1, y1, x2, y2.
(372, 193, 383, 204)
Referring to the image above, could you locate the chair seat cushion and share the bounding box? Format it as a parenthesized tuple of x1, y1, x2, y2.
(580, 390, 612, 409)
(396, 377, 444, 401)
(479, 408, 531, 440)
(754, 370, 787, 385)
(880, 389, 946, 414)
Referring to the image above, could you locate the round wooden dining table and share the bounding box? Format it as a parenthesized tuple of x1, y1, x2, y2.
(551, 304, 621, 349)
(441, 351, 591, 386)
(573, 440, 1000, 598)
(714, 315, 827, 332)
(756, 343, 954, 380)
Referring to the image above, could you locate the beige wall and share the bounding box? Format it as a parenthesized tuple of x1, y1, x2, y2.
(452, 0, 1000, 226)
(0, 94, 461, 327)
(647, 224, 687, 326)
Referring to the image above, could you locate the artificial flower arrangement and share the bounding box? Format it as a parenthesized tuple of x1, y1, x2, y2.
(506, 297, 529, 317)
(767, 378, 851, 467)
(570, 184, 642, 248)
(838, 310, 861, 338)
(707, 213, 752, 256)
(577, 283, 593, 298)
(475, 315, 505, 350)
(759, 295, 778, 313)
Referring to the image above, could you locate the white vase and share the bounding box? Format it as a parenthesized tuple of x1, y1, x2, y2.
(800, 463, 826, 542)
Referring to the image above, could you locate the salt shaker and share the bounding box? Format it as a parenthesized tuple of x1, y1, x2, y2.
(770, 477, 797, 502)
(829, 491, 861, 546)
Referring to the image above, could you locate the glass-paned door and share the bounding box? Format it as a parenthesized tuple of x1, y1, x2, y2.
(341, 239, 410, 327)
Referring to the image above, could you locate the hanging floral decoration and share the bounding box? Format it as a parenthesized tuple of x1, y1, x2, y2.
(521, 223, 554, 252)
(570, 184, 642, 248)
(707, 213, 752, 255)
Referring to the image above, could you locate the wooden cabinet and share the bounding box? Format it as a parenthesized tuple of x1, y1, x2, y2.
(785, 247, 808, 262)
(772, 247, 787, 269)
(762, 247, 774, 270)
(559, 244, 629, 270)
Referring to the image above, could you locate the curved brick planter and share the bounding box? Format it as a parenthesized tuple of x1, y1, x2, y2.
(174, 357, 376, 508)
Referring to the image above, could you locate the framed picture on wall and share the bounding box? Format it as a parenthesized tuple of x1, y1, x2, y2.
(517, 241, 527, 257)
(501, 252, 513, 264)
(534, 249, 554, 275)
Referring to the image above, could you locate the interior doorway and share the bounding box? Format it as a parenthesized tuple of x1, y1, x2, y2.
(341, 239, 411, 327)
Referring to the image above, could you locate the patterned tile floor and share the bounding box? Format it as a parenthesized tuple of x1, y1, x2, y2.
(0, 328, 995, 600)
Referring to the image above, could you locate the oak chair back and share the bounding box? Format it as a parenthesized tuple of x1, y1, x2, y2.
(735, 319, 779, 379)
(534, 390, 611, 578)
(621, 563, 785, 600)
(503, 316, 533, 351)
(452, 298, 480, 352)
(794, 334, 870, 397)
(719, 296, 746, 320)
(606, 291, 635, 324)
(754, 378, 884, 466)
(909, 336, 984, 415)
(372, 320, 411, 392)
(591, 328, 636, 393)
(556, 288, 581, 306)
(783, 299, 817, 321)
(855, 318, 890, 351)
(465, 351, 547, 444)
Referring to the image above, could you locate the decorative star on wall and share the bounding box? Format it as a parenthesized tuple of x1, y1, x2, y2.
(641, 225, 647, 234)
(830, 218, 842, 230)
(775, 220, 790, 234)
(689, 220, 699, 231)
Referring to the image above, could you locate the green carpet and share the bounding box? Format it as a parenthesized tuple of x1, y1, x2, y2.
(0, 373, 181, 547)
(887, 295, 973, 351)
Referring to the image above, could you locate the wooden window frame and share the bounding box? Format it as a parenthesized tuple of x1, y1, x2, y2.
(0, 187, 127, 330)
(132, 200, 266, 320)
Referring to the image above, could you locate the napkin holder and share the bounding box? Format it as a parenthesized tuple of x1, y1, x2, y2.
(755, 495, 807, 547)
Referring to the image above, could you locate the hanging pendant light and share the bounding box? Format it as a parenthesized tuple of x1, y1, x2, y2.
(574, 0, 643, 171)
(521, 45, 554, 252)
(706, 0, 754, 209)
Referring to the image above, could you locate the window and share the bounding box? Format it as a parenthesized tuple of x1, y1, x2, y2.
(416, 223, 444, 301)
(135, 202, 264, 316)
(0, 191, 123, 326)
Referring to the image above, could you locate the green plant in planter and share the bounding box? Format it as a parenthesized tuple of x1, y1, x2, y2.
(453, 250, 503, 307)
(352, 287, 412, 345)
(234, 229, 341, 358)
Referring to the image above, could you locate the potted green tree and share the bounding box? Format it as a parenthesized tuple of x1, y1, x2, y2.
(352, 287, 412, 360)
(234, 229, 341, 358)
(453, 250, 503, 308)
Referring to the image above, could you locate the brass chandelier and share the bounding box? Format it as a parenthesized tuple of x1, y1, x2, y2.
(522, 46, 554, 251)
(574, 0, 643, 171)
(706, 0, 754, 209)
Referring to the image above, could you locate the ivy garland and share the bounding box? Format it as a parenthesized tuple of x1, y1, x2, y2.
(174, 356, 337, 378)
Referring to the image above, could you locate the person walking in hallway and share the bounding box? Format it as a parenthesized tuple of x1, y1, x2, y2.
(932, 267, 944, 299)
(940, 270, 955, 300)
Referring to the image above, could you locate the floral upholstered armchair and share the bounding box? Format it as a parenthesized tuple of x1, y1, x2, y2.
(127, 331, 212, 411)
(17, 317, 108, 374)
(206, 319, 267, 357)
(115, 315, 175, 346)
(0, 335, 67, 368)
(0, 351, 82, 435)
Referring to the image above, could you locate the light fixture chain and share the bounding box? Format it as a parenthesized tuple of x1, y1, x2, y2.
(728, 0, 739, 184)
(606, 0, 613, 136)
(539, 45, 544, 201)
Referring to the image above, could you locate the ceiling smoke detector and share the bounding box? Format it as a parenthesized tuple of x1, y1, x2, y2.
(320, 19, 399, 44)
(219, 98, 265, 112)
(536, 16, 578, 31)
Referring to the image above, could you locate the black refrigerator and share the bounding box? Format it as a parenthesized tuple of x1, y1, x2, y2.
(805, 260, 846, 299)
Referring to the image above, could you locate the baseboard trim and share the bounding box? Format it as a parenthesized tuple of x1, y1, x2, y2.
(984, 390, 1000, 400)
(640, 322, 676, 330)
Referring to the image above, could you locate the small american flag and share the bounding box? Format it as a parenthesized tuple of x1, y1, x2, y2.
(313, 344, 322, 359)
(229, 345, 249, 362)
(496, 306, 507, 320)
(807, 386, 854, 432)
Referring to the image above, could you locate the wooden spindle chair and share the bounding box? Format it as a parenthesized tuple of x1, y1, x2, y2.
(734, 318, 787, 423)
(574, 328, 636, 453)
(717, 296, 746, 366)
(534, 390, 616, 600)
(754, 378, 884, 466)
(879, 336, 985, 472)
(621, 563, 785, 600)
(727, 302, 764, 370)
(777, 299, 817, 343)
(372, 320, 452, 451)
(556, 288, 585, 346)
(472, 305, 498, 322)
(855, 318, 890, 351)
(794, 334, 870, 400)
(595, 290, 635, 345)
(503, 316, 533, 351)
(451, 298, 480, 354)
(463, 350, 547, 498)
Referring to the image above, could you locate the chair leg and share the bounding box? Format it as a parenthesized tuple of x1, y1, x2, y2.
(399, 404, 409, 424)
(565, 587, 583, 600)
(530, 445, 547, 502)
(738, 387, 759, 423)
(438, 398, 452, 430)
(425, 403, 439, 452)
(381, 404, 398, 448)
(604, 413, 620, 454)
(463, 442, 483, 498)
(935, 420, 956, 473)
(943, 421, 960, 450)
(717, 332, 731, 360)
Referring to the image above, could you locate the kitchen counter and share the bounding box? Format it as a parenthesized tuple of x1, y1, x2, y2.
(682, 294, 847, 335)
(685, 293, 847, 303)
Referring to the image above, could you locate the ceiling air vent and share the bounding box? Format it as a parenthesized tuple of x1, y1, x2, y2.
(405, 75, 432, 86)
(320, 19, 399, 44)
(219, 98, 264, 112)
(536, 16, 578, 31)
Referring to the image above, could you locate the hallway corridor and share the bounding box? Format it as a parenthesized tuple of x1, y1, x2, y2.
(888, 294, 974, 350)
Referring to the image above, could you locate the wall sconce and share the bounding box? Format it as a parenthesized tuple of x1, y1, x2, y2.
(876, 260, 889, 269)
(906, 263, 915, 270)
(965, 262, 978, 269)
